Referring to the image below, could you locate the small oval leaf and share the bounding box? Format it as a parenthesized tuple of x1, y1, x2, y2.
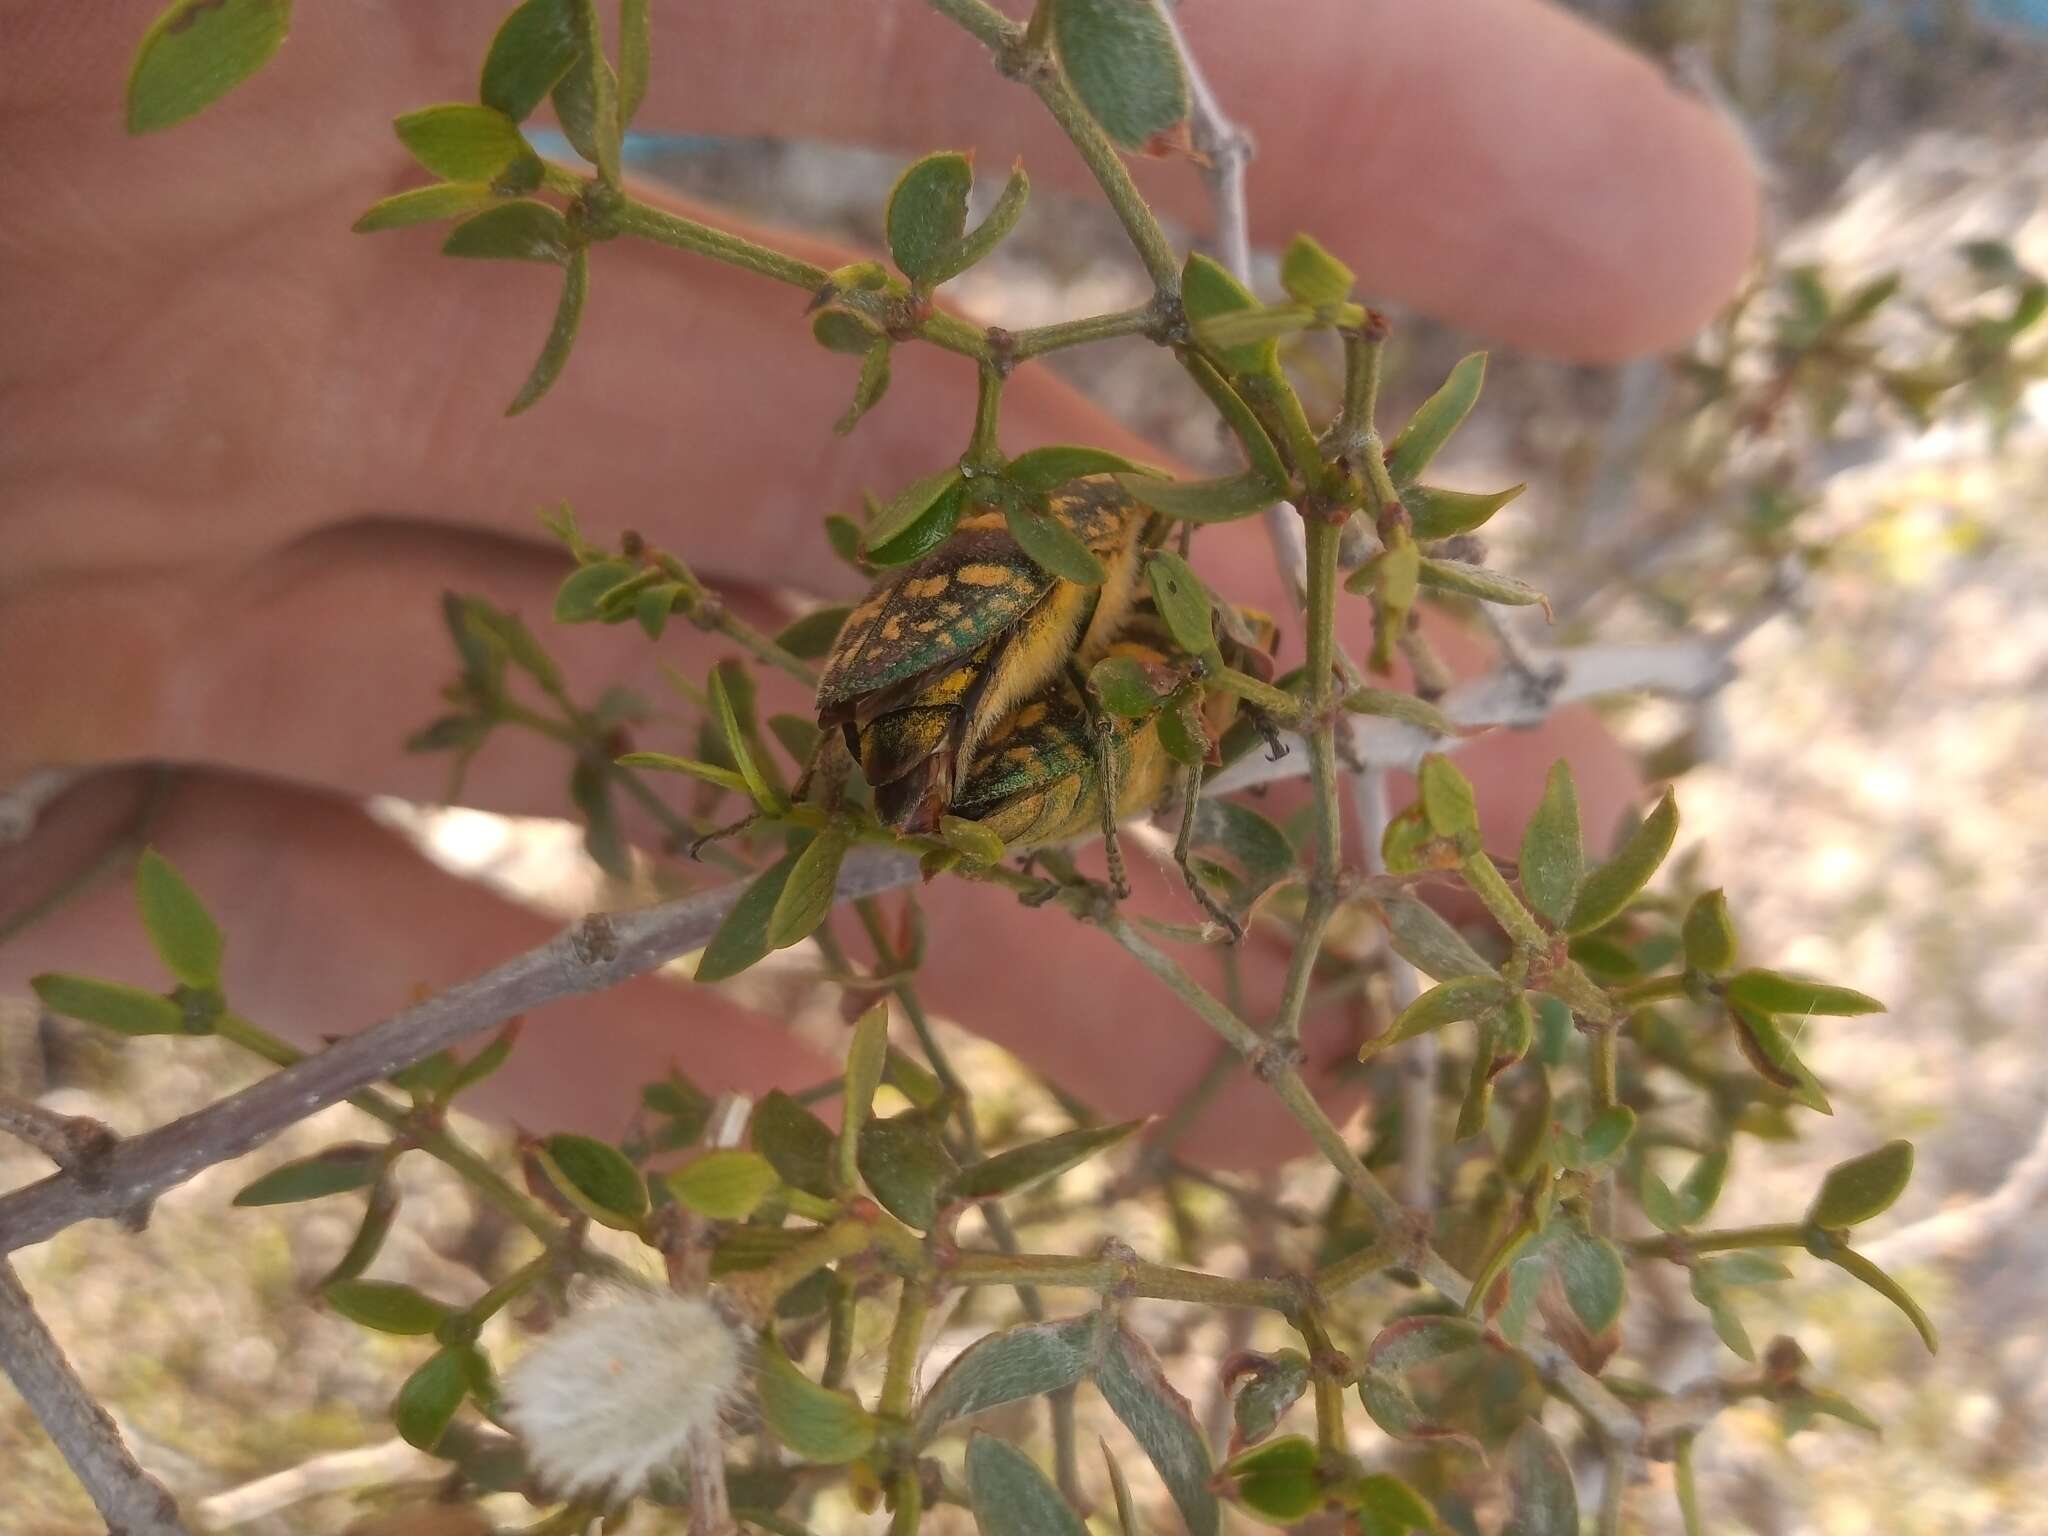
(127, 0, 291, 136)
(1388, 353, 1486, 486)
(1006, 502, 1108, 585)
(31, 974, 186, 1037)
(1051, 0, 1189, 151)
(1566, 790, 1679, 935)
(966, 1433, 1089, 1536)
(886, 152, 974, 283)
(1519, 762, 1583, 928)
(394, 1346, 470, 1450)
(667, 1149, 780, 1221)
(326, 1279, 451, 1336)
(757, 1333, 878, 1463)
(539, 1132, 647, 1227)
(1808, 1140, 1914, 1229)
(234, 1143, 383, 1206)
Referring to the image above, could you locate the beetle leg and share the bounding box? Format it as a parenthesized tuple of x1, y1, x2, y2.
(792, 728, 854, 809)
(689, 811, 758, 860)
(1172, 761, 1243, 942)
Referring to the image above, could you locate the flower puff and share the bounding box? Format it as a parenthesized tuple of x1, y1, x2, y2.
(500, 1287, 746, 1501)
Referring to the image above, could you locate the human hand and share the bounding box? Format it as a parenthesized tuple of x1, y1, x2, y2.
(0, 1, 1755, 1165)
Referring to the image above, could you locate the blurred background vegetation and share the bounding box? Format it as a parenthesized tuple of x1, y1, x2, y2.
(5, 1, 2047, 1531)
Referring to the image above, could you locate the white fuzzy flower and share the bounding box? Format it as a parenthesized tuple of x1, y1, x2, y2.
(500, 1287, 746, 1501)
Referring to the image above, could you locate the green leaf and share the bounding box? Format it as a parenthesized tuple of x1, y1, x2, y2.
(1005, 445, 1151, 493)
(812, 309, 883, 355)
(1279, 233, 1354, 307)
(317, 1179, 401, 1287)
(837, 1002, 891, 1190)
(1221, 1435, 1319, 1523)
(864, 467, 966, 556)
(666, 1149, 780, 1221)
(1642, 1146, 1729, 1232)
(554, 558, 636, 622)
(1363, 975, 1506, 1060)
(1416, 558, 1548, 609)
(617, 0, 650, 121)
(1728, 1002, 1832, 1114)
(1407, 482, 1525, 540)
(1379, 894, 1493, 981)
(834, 343, 893, 435)
(1090, 655, 1169, 718)
(1228, 1350, 1309, 1450)
(696, 850, 802, 983)
(757, 1333, 877, 1463)
(857, 1112, 958, 1229)
(325, 1279, 450, 1336)
(1006, 502, 1108, 585)
(1581, 1105, 1637, 1165)
(1552, 1221, 1626, 1334)
(912, 1314, 1100, 1443)
(568, 757, 627, 879)
(1115, 468, 1279, 525)
(751, 1090, 836, 1199)
(1348, 1473, 1434, 1530)
(1725, 969, 1883, 1019)
(966, 1433, 1089, 1536)
(951, 1120, 1140, 1202)
(1102, 1439, 1143, 1536)
(1501, 1420, 1577, 1536)
(481, 0, 580, 120)
(1096, 1323, 1219, 1536)
(1050, 0, 1188, 151)
(1809, 1140, 1914, 1229)
(1144, 551, 1218, 662)
(1823, 1247, 1937, 1353)
(234, 1143, 382, 1206)
(1567, 790, 1679, 934)
(393, 104, 536, 184)
(886, 152, 974, 284)
(506, 248, 588, 414)
(1518, 762, 1583, 928)
(552, 0, 622, 184)
(31, 974, 185, 1037)
(441, 201, 570, 263)
(616, 752, 751, 797)
(1196, 304, 1318, 351)
(539, 1132, 647, 1227)
(353, 182, 501, 234)
(1388, 353, 1486, 486)
(1417, 753, 1479, 841)
(394, 1346, 470, 1451)
(710, 666, 783, 812)
(928, 164, 1032, 284)
(766, 826, 848, 952)
(133, 848, 224, 989)
(1681, 889, 1738, 974)
(867, 480, 968, 567)
(775, 606, 853, 661)
(1181, 252, 1275, 375)
(126, 0, 291, 135)
(939, 815, 1007, 866)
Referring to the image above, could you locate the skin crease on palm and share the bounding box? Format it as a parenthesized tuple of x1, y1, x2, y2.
(0, 2, 1757, 1168)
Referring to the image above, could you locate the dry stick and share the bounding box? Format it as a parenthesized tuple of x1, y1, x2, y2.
(0, 1091, 117, 1175)
(1355, 770, 1433, 1211)
(0, 1258, 190, 1536)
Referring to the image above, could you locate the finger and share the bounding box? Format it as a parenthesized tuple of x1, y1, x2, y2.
(22, 0, 1754, 359)
(627, 0, 1759, 358)
(0, 769, 840, 1137)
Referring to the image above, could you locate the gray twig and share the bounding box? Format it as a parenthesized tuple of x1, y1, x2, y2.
(0, 1258, 189, 1535)
(0, 1091, 117, 1175)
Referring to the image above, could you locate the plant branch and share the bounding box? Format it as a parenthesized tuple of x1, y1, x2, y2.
(0, 1258, 189, 1536)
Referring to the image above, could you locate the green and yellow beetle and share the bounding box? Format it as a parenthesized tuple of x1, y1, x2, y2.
(815, 480, 1146, 833)
(948, 609, 1267, 847)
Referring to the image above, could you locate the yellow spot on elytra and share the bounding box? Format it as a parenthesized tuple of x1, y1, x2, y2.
(1005, 747, 1036, 763)
(882, 616, 903, 640)
(938, 602, 963, 619)
(905, 575, 950, 599)
(957, 564, 1015, 587)
(914, 618, 943, 633)
(1014, 702, 1048, 729)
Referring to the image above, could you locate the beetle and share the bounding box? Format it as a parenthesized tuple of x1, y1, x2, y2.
(947, 604, 1279, 934)
(814, 480, 1147, 833)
